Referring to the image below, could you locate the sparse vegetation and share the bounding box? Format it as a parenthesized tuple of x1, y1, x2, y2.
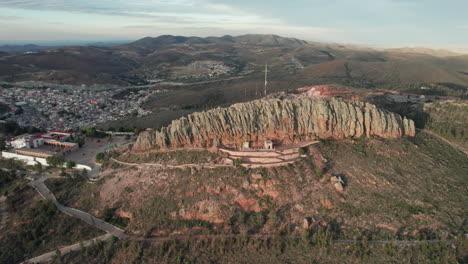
(424, 100, 467, 150)
(117, 150, 220, 165)
(0, 185, 103, 263)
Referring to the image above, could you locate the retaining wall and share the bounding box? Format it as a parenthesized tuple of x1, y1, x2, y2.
(1, 151, 92, 171)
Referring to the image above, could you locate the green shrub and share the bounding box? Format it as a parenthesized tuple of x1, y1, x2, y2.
(66, 161, 76, 169)
(314, 167, 323, 179)
(46, 156, 65, 167)
(95, 152, 106, 163)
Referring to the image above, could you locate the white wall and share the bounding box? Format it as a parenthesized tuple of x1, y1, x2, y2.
(1, 151, 92, 171)
(75, 164, 92, 171)
(2, 151, 48, 166)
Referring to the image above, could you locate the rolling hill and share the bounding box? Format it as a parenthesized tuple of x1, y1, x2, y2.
(0, 34, 467, 89)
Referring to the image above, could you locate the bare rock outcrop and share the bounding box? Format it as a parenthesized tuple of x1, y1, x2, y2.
(133, 98, 415, 151)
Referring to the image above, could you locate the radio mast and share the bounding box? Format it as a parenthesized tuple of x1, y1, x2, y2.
(264, 63, 268, 96)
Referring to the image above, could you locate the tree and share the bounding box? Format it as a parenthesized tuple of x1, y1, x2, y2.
(34, 162, 43, 173)
(82, 127, 97, 137)
(46, 156, 65, 168)
(95, 152, 106, 163)
(66, 161, 76, 169)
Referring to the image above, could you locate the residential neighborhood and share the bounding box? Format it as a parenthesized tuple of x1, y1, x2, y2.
(0, 87, 165, 130)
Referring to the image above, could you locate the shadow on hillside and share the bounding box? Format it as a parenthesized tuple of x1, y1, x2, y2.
(370, 96, 430, 129)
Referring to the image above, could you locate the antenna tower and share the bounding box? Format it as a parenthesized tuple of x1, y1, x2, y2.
(264, 63, 268, 96)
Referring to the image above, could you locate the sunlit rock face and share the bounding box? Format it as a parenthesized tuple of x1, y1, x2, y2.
(133, 98, 415, 151)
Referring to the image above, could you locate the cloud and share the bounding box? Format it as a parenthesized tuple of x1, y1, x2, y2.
(0, 14, 22, 20)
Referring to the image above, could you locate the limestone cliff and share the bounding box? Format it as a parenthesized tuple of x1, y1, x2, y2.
(133, 98, 415, 151)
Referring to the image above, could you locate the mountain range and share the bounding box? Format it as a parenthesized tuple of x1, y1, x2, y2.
(0, 34, 467, 89)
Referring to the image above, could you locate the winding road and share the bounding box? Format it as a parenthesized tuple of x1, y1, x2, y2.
(21, 234, 112, 264)
(30, 174, 128, 239)
(23, 171, 461, 263)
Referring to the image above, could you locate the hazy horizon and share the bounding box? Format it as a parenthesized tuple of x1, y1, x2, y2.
(1, 34, 468, 55)
(0, 0, 467, 52)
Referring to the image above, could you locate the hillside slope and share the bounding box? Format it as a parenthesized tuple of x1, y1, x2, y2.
(423, 100, 468, 152)
(46, 131, 467, 262)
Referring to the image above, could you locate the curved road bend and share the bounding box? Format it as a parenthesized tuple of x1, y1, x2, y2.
(25, 173, 460, 263)
(30, 174, 128, 239)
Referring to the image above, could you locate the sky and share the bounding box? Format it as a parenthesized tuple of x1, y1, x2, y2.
(0, 0, 467, 50)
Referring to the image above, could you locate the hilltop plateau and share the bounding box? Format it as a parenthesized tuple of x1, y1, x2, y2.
(133, 98, 415, 151)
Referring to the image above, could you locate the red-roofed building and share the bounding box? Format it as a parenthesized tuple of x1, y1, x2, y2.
(6, 130, 75, 149)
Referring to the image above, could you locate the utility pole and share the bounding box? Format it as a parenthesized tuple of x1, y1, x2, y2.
(264, 63, 268, 96)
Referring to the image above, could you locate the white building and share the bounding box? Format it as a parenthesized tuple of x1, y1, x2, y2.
(5, 130, 74, 150)
(6, 134, 44, 149)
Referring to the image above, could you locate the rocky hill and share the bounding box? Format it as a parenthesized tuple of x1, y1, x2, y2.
(133, 98, 415, 151)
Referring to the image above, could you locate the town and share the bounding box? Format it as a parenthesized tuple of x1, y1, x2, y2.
(0, 86, 165, 130)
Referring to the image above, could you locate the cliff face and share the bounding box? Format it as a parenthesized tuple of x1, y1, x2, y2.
(133, 98, 415, 151)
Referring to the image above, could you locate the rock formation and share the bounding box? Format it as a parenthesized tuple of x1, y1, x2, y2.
(133, 98, 415, 151)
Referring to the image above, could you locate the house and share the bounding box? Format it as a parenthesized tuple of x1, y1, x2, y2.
(5, 130, 76, 152)
(41, 130, 74, 142)
(6, 134, 44, 149)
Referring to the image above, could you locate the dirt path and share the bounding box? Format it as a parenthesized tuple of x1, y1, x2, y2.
(21, 234, 112, 264)
(420, 129, 468, 155)
(110, 158, 233, 170)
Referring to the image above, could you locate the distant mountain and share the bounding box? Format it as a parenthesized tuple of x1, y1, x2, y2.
(118, 34, 307, 54)
(118, 35, 215, 54)
(0, 44, 50, 54)
(86, 40, 132, 47)
(385, 47, 461, 57)
(232, 34, 307, 47)
(0, 34, 467, 89)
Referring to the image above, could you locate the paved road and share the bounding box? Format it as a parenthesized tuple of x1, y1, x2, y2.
(126, 76, 246, 88)
(0, 196, 8, 230)
(21, 234, 112, 264)
(30, 174, 128, 239)
(25, 172, 461, 263)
